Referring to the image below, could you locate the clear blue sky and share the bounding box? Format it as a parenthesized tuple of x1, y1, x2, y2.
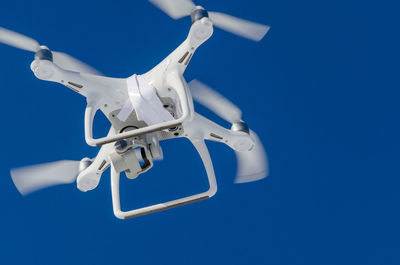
(0, 0, 398, 264)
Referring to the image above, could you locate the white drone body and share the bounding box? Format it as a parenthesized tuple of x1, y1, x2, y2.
(2, 0, 270, 219)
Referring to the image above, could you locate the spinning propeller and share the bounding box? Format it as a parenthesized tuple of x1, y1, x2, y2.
(10, 147, 162, 195)
(149, 0, 270, 41)
(189, 79, 242, 124)
(189, 80, 269, 183)
(11, 160, 86, 195)
(0, 27, 101, 75)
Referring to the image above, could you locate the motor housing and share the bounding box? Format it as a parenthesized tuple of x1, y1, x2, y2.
(191, 6, 208, 23)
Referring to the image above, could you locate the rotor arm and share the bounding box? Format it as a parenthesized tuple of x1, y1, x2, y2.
(77, 129, 116, 192)
(31, 59, 126, 102)
(110, 138, 217, 219)
(183, 113, 269, 183)
(183, 113, 254, 152)
(31, 59, 88, 96)
(142, 17, 213, 86)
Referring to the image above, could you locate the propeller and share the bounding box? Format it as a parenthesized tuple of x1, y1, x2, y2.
(52, 52, 101, 76)
(235, 130, 269, 183)
(11, 160, 81, 195)
(189, 79, 242, 123)
(148, 0, 270, 41)
(0, 27, 101, 75)
(188, 79, 269, 183)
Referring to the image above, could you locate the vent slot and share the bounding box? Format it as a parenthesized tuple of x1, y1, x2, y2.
(98, 160, 107, 171)
(185, 53, 193, 66)
(210, 133, 223, 140)
(178, 52, 189, 64)
(68, 81, 83, 89)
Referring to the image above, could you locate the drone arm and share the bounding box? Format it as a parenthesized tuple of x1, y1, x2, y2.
(110, 138, 216, 219)
(31, 59, 125, 99)
(183, 114, 269, 183)
(183, 113, 254, 152)
(77, 129, 115, 192)
(142, 18, 213, 86)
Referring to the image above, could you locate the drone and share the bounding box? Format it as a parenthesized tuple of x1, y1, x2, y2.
(0, 0, 270, 219)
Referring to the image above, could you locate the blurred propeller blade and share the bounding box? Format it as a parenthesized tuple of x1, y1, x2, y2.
(235, 131, 269, 183)
(0, 27, 101, 75)
(11, 160, 80, 195)
(148, 0, 269, 41)
(0, 27, 40, 52)
(208, 12, 270, 42)
(53, 51, 102, 75)
(189, 79, 242, 123)
(149, 0, 195, 19)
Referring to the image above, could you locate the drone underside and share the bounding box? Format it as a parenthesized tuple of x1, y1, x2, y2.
(0, 0, 270, 219)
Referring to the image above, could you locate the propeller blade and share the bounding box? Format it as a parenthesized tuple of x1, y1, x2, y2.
(0, 27, 40, 52)
(11, 160, 80, 195)
(235, 130, 269, 183)
(188, 79, 242, 123)
(53, 51, 101, 75)
(149, 0, 195, 19)
(208, 12, 270, 42)
(0, 27, 101, 75)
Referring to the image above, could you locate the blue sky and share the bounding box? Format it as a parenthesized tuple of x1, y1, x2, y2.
(0, 0, 399, 264)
